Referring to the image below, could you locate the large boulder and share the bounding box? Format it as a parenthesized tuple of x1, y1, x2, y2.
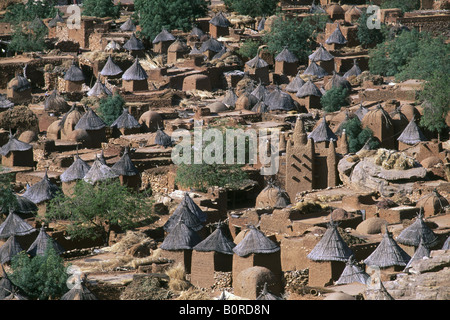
(356, 217, 388, 234)
(233, 266, 282, 300)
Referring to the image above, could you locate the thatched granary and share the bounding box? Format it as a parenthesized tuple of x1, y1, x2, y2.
(396, 213, 439, 249)
(324, 71, 352, 91)
(74, 107, 107, 148)
(110, 108, 141, 136)
(139, 110, 164, 132)
(100, 55, 123, 78)
(251, 98, 269, 113)
(397, 117, 427, 150)
(0, 133, 33, 167)
(303, 61, 329, 79)
(364, 226, 411, 270)
(0, 94, 14, 110)
(152, 28, 175, 54)
(5, 194, 38, 216)
(296, 79, 323, 109)
(325, 23, 348, 48)
(153, 128, 173, 148)
(120, 17, 136, 32)
(0, 235, 23, 264)
(7, 73, 31, 104)
(111, 147, 141, 189)
(264, 87, 298, 112)
(209, 11, 231, 38)
(191, 222, 236, 288)
(83, 156, 119, 185)
(308, 44, 335, 74)
(182, 74, 212, 92)
(335, 255, 370, 285)
(58, 104, 83, 140)
(44, 89, 70, 115)
(63, 62, 85, 92)
(343, 59, 362, 79)
(200, 37, 224, 60)
(60, 153, 91, 195)
(403, 237, 430, 272)
(307, 117, 338, 143)
(122, 58, 148, 92)
(274, 47, 298, 76)
(285, 72, 305, 93)
(22, 171, 60, 216)
(251, 81, 267, 101)
(87, 79, 112, 97)
(415, 189, 449, 217)
(167, 39, 190, 64)
(245, 55, 269, 84)
(163, 193, 207, 234)
(0, 210, 35, 240)
(26, 226, 64, 257)
(61, 275, 97, 300)
(255, 182, 290, 209)
(123, 33, 145, 57)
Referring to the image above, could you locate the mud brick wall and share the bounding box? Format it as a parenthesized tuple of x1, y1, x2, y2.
(399, 14, 450, 35)
(232, 252, 282, 287)
(190, 251, 217, 289)
(141, 166, 173, 193)
(308, 260, 345, 287)
(360, 88, 418, 102)
(280, 235, 318, 271)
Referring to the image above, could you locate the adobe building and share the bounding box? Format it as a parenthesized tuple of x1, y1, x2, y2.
(110, 108, 141, 137)
(111, 147, 142, 190)
(60, 104, 83, 140)
(22, 171, 61, 217)
(361, 104, 396, 150)
(167, 39, 190, 65)
(0, 134, 34, 168)
(123, 33, 146, 58)
(274, 47, 299, 77)
(209, 12, 231, 38)
(324, 22, 348, 51)
(7, 74, 32, 105)
(60, 154, 91, 196)
(245, 54, 270, 85)
(295, 79, 323, 110)
(308, 44, 335, 75)
(285, 117, 340, 201)
(63, 62, 86, 93)
(344, 5, 363, 24)
(182, 74, 212, 92)
(73, 107, 107, 148)
(152, 29, 176, 55)
(326, 3, 345, 21)
(200, 37, 225, 60)
(122, 58, 149, 92)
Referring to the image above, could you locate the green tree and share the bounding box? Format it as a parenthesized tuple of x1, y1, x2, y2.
(98, 93, 126, 126)
(341, 117, 379, 153)
(3, 0, 59, 24)
(8, 24, 47, 53)
(46, 180, 154, 245)
(419, 71, 449, 140)
(0, 173, 18, 213)
(262, 14, 328, 63)
(320, 87, 350, 112)
(380, 0, 420, 13)
(135, 0, 209, 41)
(238, 39, 261, 59)
(356, 11, 386, 48)
(81, 0, 120, 18)
(227, 0, 278, 18)
(9, 245, 69, 300)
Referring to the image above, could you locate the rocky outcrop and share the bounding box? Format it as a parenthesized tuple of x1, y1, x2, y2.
(384, 249, 450, 300)
(338, 150, 427, 196)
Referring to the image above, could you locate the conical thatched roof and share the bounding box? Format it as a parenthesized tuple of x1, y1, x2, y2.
(100, 56, 123, 77)
(26, 226, 64, 257)
(335, 255, 370, 285)
(251, 81, 267, 101)
(110, 108, 141, 129)
(83, 157, 118, 185)
(325, 23, 348, 45)
(22, 171, 60, 204)
(60, 154, 91, 183)
(309, 44, 334, 62)
(364, 226, 411, 268)
(200, 37, 224, 53)
(246, 55, 269, 69)
(303, 61, 328, 79)
(256, 283, 283, 300)
(308, 117, 338, 143)
(152, 29, 175, 44)
(0, 211, 35, 239)
(111, 148, 139, 176)
(442, 236, 450, 250)
(343, 59, 362, 78)
(0, 270, 18, 300)
(48, 12, 64, 28)
(396, 213, 438, 248)
(64, 62, 85, 82)
(122, 58, 148, 81)
(193, 222, 236, 254)
(61, 276, 97, 300)
(0, 94, 13, 109)
(120, 18, 136, 32)
(154, 128, 172, 148)
(296, 79, 322, 98)
(190, 26, 204, 38)
(74, 107, 106, 131)
(212, 47, 227, 60)
(325, 72, 352, 91)
(257, 17, 266, 32)
(163, 193, 207, 233)
(233, 225, 280, 257)
(265, 87, 297, 112)
(251, 98, 269, 113)
(221, 88, 238, 107)
(285, 73, 305, 93)
(275, 47, 298, 63)
(160, 219, 202, 251)
(12, 194, 38, 215)
(189, 45, 204, 56)
(0, 235, 23, 264)
(354, 103, 368, 121)
(8, 74, 30, 92)
(209, 11, 231, 28)
(397, 117, 427, 145)
(123, 33, 145, 51)
(44, 89, 69, 114)
(404, 237, 430, 271)
(87, 79, 112, 97)
(0, 134, 32, 156)
(307, 219, 353, 262)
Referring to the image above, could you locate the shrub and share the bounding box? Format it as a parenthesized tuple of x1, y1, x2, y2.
(238, 40, 261, 59)
(81, 0, 120, 18)
(97, 93, 126, 126)
(320, 87, 349, 112)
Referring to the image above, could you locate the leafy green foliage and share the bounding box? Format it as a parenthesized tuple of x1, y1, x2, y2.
(9, 245, 69, 300)
(46, 180, 154, 245)
(380, 0, 420, 13)
(262, 14, 328, 64)
(341, 117, 379, 153)
(238, 40, 261, 59)
(320, 87, 349, 112)
(356, 11, 386, 48)
(8, 24, 47, 53)
(135, 0, 209, 41)
(98, 93, 126, 126)
(419, 71, 449, 135)
(227, 0, 278, 18)
(0, 173, 18, 214)
(81, 0, 120, 18)
(3, 1, 59, 24)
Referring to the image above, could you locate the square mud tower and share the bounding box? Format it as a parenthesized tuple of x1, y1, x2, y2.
(190, 251, 233, 288)
(182, 74, 212, 92)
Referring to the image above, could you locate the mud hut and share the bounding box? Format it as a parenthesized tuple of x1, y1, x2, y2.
(87, 78, 112, 97)
(7, 194, 38, 217)
(100, 55, 123, 78)
(63, 62, 85, 92)
(250, 81, 267, 101)
(110, 108, 141, 136)
(7, 73, 31, 104)
(22, 171, 60, 216)
(60, 153, 91, 196)
(285, 72, 305, 93)
(415, 189, 449, 217)
(120, 17, 136, 32)
(396, 212, 439, 249)
(296, 78, 322, 109)
(74, 107, 107, 148)
(397, 117, 427, 150)
(163, 193, 207, 234)
(122, 58, 148, 92)
(167, 39, 189, 64)
(307, 117, 338, 143)
(361, 104, 395, 150)
(307, 218, 353, 286)
(111, 147, 141, 189)
(44, 89, 70, 116)
(308, 44, 335, 74)
(160, 219, 202, 274)
(343, 59, 362, 79)
(232, 225, 281, 286)
(265, 87, 298, 112)
(364, 225, 411, 271)
(59, 104, 83, 140)
(191, 221, 236, 288)
(325, 23, 348, 50)
(245, 55, 269, 84)
(83, 156, 119, 185)
(303, 61, 329, 79)
(152, 29, 175, 54)
(0, 133, 33, 167)
(335, 255, 370, 285)
(0, 210, 35, 240)
(123, 33, 145, 57)
(274, 47, 298, 76)
(0, 95, 14, 110)
(255, 182, 290, 209)
(209, 12, 231, 38)
(200, 37, 224, 60)
(251, 98, 269, 114)
(0, 235, 23, 264)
